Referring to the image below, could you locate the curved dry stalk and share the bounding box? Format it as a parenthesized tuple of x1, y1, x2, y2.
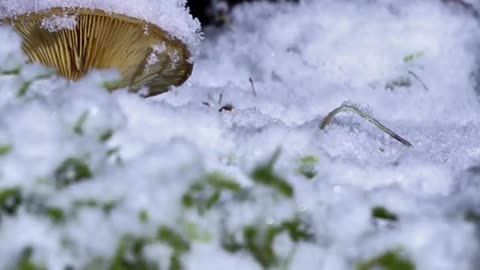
(320, 105, 413, 147)
(408, 70, 429, 91)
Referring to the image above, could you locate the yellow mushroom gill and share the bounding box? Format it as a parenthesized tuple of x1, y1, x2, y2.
(5, 8, 193, 97)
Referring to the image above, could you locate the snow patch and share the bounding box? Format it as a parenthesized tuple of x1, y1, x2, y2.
(145, 42, 167, 68)
(41, 14, 77, 32)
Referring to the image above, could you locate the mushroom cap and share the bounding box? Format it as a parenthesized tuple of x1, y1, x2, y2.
(5, 8, 193, 97)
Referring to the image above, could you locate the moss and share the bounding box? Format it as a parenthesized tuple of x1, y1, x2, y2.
(183, 222, 212, 243)
(73, 199, 120, 215)
(251, 150, 293, 198)
(157, 226, 190, 254)
(372, 206, 398, 222)
(221, 232, 243, 253)
(73, 111, 89, 135)
(87, 226, 190, 270)
(206, 172, 242, 192)
(0, 187, 22, 215)
(14, 246, 47, 270)
(182, 172, 242, 214)
(138, 210, 150, 224)
(297, 156, 319, 179)
(157, 226, 191, 270)
(222, 217, 314, 269)
(17, 72, 54, 97)
(100, 129, 115, 142)
(357, 249, 415, 270)
(54, 157, 93, 188)
(110, 235, 158, 270)
(281, 218, 315, 242)
(45, 207, 66, 224)
(0, 145, 13, 156)
(403, 51, 424, 64)
(243, 225, 281, 268)
(1, 66, 21, 75)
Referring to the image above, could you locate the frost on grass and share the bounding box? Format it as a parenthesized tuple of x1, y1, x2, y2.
(0, 0, 480, 269)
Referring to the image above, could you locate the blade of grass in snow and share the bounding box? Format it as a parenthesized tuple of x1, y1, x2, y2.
(320, 105, 413, 147)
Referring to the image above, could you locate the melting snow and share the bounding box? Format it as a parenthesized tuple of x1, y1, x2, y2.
(0, 0, 479, 269)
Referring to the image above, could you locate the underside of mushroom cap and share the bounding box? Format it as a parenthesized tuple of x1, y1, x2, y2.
(5, 8, 194, 97)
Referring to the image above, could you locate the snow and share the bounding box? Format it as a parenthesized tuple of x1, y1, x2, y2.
(146, 43, 167, 68)
(41, 14, 77, 32)
(0, 0, 479, 269)
(0, 0, 202, 52)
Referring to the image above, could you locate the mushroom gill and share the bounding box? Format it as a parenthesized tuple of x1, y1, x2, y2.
(5, 8, 193, 97)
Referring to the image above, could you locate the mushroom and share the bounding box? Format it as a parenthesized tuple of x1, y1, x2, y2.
(3, 7, 194, 97)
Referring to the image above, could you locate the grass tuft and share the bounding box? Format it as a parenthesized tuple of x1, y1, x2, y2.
(372, 206, 398, 222)
(251, 150, 294, 198)
(357, 249, 415, 270)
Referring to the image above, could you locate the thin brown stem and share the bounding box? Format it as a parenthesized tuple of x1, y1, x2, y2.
(408, 70, 429, 91)
(249, 77, 257, 97)
(320, 105, 413, 147)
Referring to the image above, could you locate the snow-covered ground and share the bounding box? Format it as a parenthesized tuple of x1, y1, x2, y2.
(0, 0, 479, 269)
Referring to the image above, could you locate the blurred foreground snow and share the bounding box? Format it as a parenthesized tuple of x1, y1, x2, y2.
(0, 0, 480, 269)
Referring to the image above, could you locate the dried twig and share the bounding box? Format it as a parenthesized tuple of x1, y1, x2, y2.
(249, 77, 257, 97)
(320, 105, 413, 147)
(408, 70, 429, 91)
(218, 93, 223, 105)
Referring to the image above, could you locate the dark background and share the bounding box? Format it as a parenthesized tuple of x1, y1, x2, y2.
(187, 0, 478, 27)
(187, 0, 299, 27)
